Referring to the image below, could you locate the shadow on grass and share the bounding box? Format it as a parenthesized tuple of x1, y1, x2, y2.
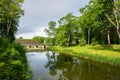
(89, 45, 120, 53)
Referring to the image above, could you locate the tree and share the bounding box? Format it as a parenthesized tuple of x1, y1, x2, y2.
(105, 0, 120, 43)
(0, 38, 31, 80)
(19, 36, 23, 39)
(0, 0, 24, 41)
(44, 21, 56, 45)
(79, 0, 100, 44)
(79, 0, 114, 45)
(57, 13, 79, 46)
(33, 36, 46, 44)
(55, 26, 68, 46)
(44, 21, 56, 38)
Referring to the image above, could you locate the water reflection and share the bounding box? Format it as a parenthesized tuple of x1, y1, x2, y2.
(44, 52, 57, 76)
(26, 51, 120, 80)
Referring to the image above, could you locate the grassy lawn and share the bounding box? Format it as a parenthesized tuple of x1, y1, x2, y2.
(50, 45, 120, 67)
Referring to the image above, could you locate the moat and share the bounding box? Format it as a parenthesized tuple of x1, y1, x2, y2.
(26, 51, 120, 80)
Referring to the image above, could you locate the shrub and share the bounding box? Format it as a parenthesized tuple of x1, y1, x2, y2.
(79, 38, 86, 46)
(0, 38, 31, 80)
(91, 38, 98, 46)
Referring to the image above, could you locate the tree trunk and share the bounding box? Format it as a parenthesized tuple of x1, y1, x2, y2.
(107, 29, 111, 45)
(67, 33, 71, 47)
(88, 28, 91, 44)
(6, 19, 11, 38)
(115, 10, 120, 43)
(105, 9, 120, 43)
(117, 26, 120, 43)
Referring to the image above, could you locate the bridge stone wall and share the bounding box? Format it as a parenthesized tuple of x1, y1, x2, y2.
(15, 40, 46, 50)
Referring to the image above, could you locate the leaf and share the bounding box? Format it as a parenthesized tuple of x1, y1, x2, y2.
(11, 60, 22, 65)
(0, 62, 5, 67)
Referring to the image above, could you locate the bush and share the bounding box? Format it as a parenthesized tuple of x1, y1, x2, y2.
(91, 38, 98, 46)
(79, 38, 86, 46)
(0, 38, 31, 80)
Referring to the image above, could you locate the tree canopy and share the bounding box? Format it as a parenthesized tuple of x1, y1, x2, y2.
(44, 0, 120, 46)
(0, 0, 24, 41)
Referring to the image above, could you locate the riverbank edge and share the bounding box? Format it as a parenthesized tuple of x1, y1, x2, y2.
(48, 46, 120, 67)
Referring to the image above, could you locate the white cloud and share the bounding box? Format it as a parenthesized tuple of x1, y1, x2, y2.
(16, 26, 47, 39)
(16, 0, 89, 39)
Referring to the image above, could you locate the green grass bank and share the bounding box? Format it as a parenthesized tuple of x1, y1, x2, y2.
(49, 45, 120, 67)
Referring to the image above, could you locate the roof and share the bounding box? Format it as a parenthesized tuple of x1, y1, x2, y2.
(15, 40, 42, 46)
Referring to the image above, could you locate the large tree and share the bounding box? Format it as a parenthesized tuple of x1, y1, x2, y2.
(44, 21, 56, 45)
(0, 0, 24, 41)
(80, 0, 114, 45)
(105, 0, 120, 43)
(56, 13, 79, 46)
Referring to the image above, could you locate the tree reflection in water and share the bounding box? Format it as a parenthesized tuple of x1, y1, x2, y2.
(44, 51, 57, 76)
(44, 51, 120, 80)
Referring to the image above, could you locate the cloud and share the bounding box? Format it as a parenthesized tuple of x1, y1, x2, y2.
(16, 0, 89, 39)
(16, 26, 47, 39)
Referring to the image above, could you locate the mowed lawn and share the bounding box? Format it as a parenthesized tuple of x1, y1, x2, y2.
(50, 45, 120, 66)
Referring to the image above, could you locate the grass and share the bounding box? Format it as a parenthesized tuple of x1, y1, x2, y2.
(49, 45, 120, 67)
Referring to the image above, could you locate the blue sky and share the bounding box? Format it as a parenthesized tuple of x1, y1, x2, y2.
(16, 0, 89, 39)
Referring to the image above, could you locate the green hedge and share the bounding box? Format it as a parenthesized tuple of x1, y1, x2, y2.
(0, 38, 32, 80)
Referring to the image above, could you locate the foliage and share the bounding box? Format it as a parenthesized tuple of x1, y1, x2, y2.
(44, 51, 120, 80)
(45, 0, 120, 46)
(91, 38, 98, 46)
(0, 0, 24, 41)
(0, 38, 31, 80)
(79, 0, 114, 45)
(0, 0, 31, 79)
(43, 37, 53, 45)
(56, 13, 80, 46)
(50, 45, 120, 66)
(55, 26, 68, 46)
(33, 36, 46, 44)
(106, 0, 120, 43)
(44, 21, 56, 45)
(79, 38, 86, 46)
(44, 21, 56, 38)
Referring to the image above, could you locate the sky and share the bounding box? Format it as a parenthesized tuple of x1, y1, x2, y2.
(16, 0, 89, 39)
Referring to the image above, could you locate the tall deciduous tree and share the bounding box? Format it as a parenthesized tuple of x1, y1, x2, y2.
(45, 0, 119, 46)
(44, 21, 56, 45)
(57, 13, 79, 46)
(0, 0, 24, 41)
(105, 0, 120, 43)
(80, 0, 114, 45)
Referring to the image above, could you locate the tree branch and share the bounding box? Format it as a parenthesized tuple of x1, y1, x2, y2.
(105, 13, 116, 27)
(113, 9, 119, 29)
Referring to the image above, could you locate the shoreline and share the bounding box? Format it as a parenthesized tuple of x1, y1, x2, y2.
(49, 45, 120, 67)
(26, 48, 45, 52)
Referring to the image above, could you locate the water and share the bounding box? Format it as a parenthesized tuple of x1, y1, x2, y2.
(26, 51, 120, 80)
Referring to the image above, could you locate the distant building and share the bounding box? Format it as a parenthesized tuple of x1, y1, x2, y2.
(15, 39, 46, 51)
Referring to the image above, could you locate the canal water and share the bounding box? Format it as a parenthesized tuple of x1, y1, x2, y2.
(26, 51, 120, 80)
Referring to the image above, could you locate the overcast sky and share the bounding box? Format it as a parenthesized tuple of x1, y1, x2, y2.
(16, 0, 89, 39)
